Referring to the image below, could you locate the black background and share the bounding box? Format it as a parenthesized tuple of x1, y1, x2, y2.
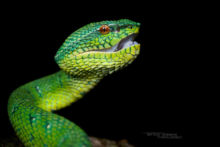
(0, 3, 190, 146)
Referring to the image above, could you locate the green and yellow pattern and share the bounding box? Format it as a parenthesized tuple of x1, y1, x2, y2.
(8, 19, 141, 146)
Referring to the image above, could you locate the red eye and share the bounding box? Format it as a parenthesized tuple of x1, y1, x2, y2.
(99, 25, 110, 35)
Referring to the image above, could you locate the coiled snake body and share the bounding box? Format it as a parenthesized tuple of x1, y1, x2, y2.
(8, 19, 140, 146)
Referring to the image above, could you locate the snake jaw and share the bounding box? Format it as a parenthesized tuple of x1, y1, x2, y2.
(115, 34, 138, 52)
(99, 33, 139, 53)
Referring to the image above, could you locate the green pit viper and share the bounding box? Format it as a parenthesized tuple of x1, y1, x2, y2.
(8, 19, 141, 147)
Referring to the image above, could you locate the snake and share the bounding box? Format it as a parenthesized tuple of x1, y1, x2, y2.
(8, 19, 141, 147)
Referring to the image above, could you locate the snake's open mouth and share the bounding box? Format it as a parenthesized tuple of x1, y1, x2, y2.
(100, 34, 139, 52)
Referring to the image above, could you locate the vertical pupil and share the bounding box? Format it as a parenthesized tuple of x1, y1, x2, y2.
(99, 25, 110, 34)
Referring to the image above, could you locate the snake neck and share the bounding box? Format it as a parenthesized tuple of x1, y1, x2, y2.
(35, 70, 102, 111)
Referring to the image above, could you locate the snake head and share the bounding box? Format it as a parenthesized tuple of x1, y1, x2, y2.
(55, 19, 141, 77)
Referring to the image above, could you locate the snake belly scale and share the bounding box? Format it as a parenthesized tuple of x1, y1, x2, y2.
(8, 19, 141, 146)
